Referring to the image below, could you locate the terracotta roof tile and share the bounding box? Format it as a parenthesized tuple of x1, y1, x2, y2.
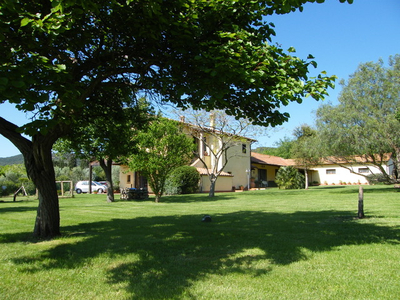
(196, 168, 234, 177)
(319, 153, 391, 165)
(251, 152, 292, 167)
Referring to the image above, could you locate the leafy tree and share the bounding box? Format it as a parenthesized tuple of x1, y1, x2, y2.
(53, 152, 78, 169)
(275, 166, 305, 189)
(256, 136, 295, 158)
(315, 55, 400, 183)
(291, 124, 320, 189)
(127, 118, 195, 203)
(54, 98, 151, 202)
(69, 166, 89, 186)
(0, 164, 36, 196)
(0, 0, 344, 238)
(54, 166, 70, 181)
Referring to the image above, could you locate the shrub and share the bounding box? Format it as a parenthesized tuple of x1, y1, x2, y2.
(0, 167, 36, 196)
(165, 166, 200, 195)
(0, 180, 18, 196)
(275, 166, 305, 189)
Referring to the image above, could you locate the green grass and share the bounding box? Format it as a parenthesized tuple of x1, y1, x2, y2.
(1, 185, 399, 299)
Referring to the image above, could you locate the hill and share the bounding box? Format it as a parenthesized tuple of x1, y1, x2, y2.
(0, 154, 24, 166)
(252, 147, 275, 154)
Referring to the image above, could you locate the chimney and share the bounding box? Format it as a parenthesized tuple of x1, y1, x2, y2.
(210, 113, 215, 128)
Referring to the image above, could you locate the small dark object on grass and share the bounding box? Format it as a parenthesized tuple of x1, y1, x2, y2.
(202, 215, 212, 222)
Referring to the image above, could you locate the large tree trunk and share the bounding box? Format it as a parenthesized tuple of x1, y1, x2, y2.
(99, 158, 114, 203)
(33, 174, 60, 238)
(0, 117, 63, 239)
(28, 139, 60, 238)
(392, 148, 400, 182)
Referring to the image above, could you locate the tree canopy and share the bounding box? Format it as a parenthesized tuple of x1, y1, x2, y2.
(54, 98, 152, 202)
(127, 118, 195, 203)
(0, 0, 350, 238)
(291, 124, 320, 189)
(315, 55, 400, 183)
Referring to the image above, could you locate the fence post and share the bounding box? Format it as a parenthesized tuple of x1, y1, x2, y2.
(358, 185, 365, 218)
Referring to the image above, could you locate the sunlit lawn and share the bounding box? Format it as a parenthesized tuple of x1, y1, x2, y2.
(1, 185, 399, 299)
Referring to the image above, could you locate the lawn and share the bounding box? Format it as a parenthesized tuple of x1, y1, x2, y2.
(1, 185, 399, 300)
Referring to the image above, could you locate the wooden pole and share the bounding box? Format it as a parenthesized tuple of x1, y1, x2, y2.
(358, 185, 365, 218)
(89, 164, 93, 194)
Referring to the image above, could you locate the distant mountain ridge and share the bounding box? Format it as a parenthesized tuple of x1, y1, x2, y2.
(0, 154, 24, 166)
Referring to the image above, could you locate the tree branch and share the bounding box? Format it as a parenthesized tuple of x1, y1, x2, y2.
(0, 117, 32, 155)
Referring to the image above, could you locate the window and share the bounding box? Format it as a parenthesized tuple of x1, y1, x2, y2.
(358, 168, 369, 174)
(242, 143, 247, 154)
(326, 169, 336, 175)
(127, 174, 131, 183)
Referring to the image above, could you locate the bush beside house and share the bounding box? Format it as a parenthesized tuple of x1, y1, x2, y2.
(275, 166, 305, 190)
(165, 166, 201, 195)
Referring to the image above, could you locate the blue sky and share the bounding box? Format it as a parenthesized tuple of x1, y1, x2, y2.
(0, 0, 399, 157)
(257, 0, 400, 148)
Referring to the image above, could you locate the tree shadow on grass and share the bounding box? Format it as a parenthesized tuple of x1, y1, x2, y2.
(324, 186, 400, 195)
(159, 193, 237, 203)
(117, 193, 238, 204)
(312, 186, 347, 190)
(9, 210, 400, 299)
(0, 205, 37, 213)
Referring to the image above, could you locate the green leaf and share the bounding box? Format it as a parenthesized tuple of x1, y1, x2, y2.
(11, 81, 25, 88)
(20, 17, 31, 27)
(56, 64, 67, 71)
(0, 77, 9, 86)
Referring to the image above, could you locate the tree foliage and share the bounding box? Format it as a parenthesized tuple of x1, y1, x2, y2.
(256, 137, 295, 159)
(165, 166, 200, 195)
(275, 166, 304, 189)
(0, 0, 348, 238)
(0, 164, 35, 196)
(291, 124, 321, 189)
(127, 118, 195, 202)
(54, 98, 152, 202)
(315, 55, 400, 183)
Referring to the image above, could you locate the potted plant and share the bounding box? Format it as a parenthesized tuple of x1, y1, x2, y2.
(250, 177, 256, 188)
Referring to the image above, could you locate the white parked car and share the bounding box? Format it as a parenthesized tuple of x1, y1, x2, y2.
(75, 181, 107, 194)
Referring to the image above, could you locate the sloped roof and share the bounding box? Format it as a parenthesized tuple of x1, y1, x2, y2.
(196, 168, 234, 177)
(318, 153, 392, 165)
(251, 152, 294, 167)
(251, 152, 392, 168)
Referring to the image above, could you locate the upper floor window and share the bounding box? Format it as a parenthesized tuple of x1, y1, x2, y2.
(242, 143, 247, 154)
(326, 169, 336, 175)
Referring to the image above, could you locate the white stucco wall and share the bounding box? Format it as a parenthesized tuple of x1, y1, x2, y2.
(311, 164, 387, 185)
(199, 175, 233, 193)
(223, 142, 252, 189)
